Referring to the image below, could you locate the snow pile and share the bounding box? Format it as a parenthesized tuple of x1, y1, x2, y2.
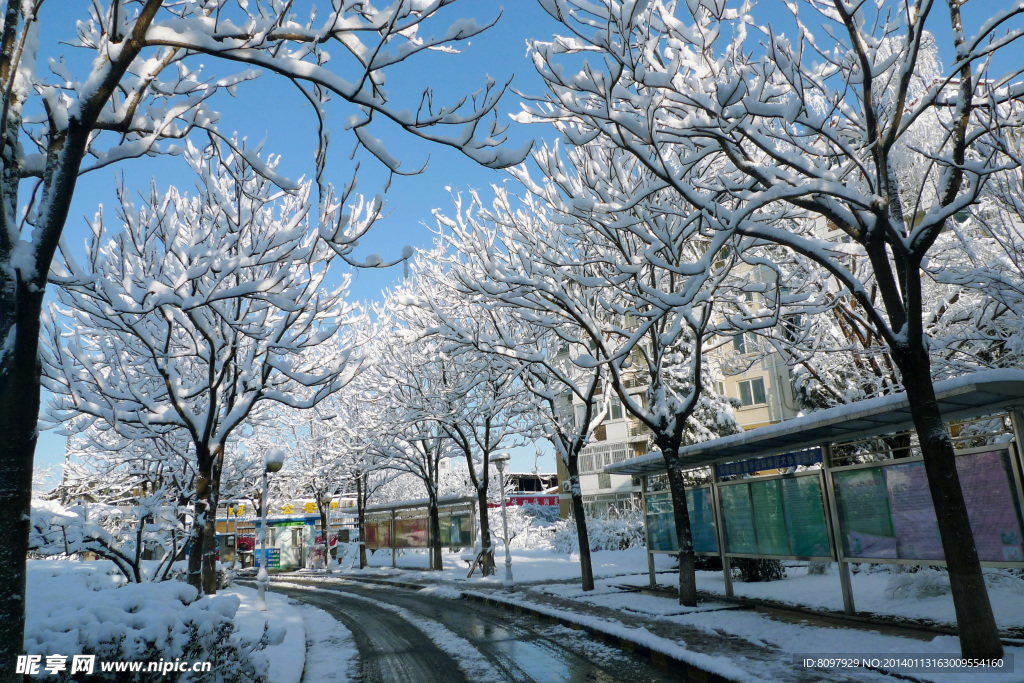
(26, 561, 280, 682)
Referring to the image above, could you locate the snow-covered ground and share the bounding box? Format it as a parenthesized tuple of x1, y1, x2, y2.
(358, 545, 672, 583)
(25, 560, 354, 683)
(350, 547, 1024, 681)
(359, 547, 1024, 630)
(690, 565, 1024, 629)
(25, 551, 1024, 682)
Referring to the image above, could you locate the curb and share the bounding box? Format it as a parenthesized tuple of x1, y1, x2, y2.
(341, 574, 737, 682)
(459, 590, 736, 682)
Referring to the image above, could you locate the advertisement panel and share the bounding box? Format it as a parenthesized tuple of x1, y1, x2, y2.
(781, 476, 831, 557)
(438, 515, 473, 547)
(750, 479, 789, 555)
(720, 484, 758, 554)
(364, 520, 391, 550)
(645, 492, 677, 552)
(686, 488, 719, 554)
(394, 517, 429, 548)
(833, 468, 897, 559)
(886, 462, 943, 560)
(833, 448, 1024, 563)
(645, 490, 719, 554)
(254, 547, 280, 568)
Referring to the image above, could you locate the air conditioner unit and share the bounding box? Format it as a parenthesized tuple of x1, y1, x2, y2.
(561, 481, 572, 493)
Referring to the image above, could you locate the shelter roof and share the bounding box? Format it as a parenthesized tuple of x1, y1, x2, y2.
(605, 370, 1024, 477)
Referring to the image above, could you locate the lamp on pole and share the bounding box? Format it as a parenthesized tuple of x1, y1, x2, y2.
(256, 448, 286, 611)
(228, 502, 238, 570)
(492, 452, 513, 589)
(322, 491, 333, 574)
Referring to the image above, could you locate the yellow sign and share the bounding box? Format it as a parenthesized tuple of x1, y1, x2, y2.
(281, 503, 294, 514)
(304, 502, 317, 514)
(330, 501, 338, 510)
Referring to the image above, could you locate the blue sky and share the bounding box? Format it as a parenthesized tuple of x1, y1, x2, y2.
(35, 0, 563, 475)
(34, 0, 1019, 478)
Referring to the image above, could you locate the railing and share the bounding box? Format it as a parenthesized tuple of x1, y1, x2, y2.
(627, 420, 650, 438)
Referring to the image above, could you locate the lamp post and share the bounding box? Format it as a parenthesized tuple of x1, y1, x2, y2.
(322, 491, 333, 574)
(256, 448, 286, 611)
(229, 502, 238, 570)
(492, 452, 513, 589)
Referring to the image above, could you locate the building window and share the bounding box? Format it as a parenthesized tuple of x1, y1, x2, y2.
(610, 397, 623, 420)
(781, 315, 802, 342)
(732, 332, 757, 354)
(738, 378, 767, 406)
(715, 381, 725, 396)
(598, 473, 611, 489)
(574, 404, 587, 429)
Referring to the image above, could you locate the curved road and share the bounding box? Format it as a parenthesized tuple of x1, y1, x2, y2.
(267, 577, 681, 683)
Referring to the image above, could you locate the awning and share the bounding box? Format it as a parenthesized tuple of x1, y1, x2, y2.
(605, 369, 1024, 476)
(364, 494, 478, 514)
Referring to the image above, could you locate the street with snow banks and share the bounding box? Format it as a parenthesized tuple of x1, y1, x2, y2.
(28, 546, 1018, 682)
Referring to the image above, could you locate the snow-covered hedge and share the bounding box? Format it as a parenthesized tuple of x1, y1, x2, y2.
(30, 499, 185, 583)
(548, 512, 645, 553)
(495, 505, 644, 554)
(26, 563, 279, 682)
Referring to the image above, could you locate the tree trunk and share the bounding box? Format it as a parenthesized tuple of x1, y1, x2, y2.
(897, 348, 1002, 658)
(565, 457, 595, 591)
(664, 453, 697, 607)
(0, 248, 47, 679)
(200, 511, 219, 594)
(476, 489, 495, 576)
(190, 453, 222, 595)
(187, 490, 206, 591)
(428, 500, 442, 570)
(357, 476, 367, 569)
(0, 346, 38, 680)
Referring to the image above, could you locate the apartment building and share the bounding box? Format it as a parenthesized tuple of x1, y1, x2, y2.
(556, 333, 800, 519)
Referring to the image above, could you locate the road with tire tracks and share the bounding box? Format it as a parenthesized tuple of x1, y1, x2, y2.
(265, 576, 683, 682)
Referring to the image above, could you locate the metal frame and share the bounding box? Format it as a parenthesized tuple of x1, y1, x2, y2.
(821, 444, 856, 614)
(709, 468, 733, 597)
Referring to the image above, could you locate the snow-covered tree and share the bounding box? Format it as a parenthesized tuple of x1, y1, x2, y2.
(0, 0, 526, 664)
(410, 241, 609, 590)
(44, 146, 367, 594)
(365, 310, 456, 570)
(265, 398, 371, 571)
(517, 0, 1024, 655)
(433, 179, 741, 605)
(393, 252, 534, 575)
(29, 498, 184, 584)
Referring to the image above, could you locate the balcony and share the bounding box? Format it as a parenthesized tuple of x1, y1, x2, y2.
(626, 420, 650, 439)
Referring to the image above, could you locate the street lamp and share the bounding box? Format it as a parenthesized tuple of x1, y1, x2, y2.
(256, 447, 286, 611)
(492, 452, 513, 589)
(228, 502, 238, 570)
(322, 491, 333, 574)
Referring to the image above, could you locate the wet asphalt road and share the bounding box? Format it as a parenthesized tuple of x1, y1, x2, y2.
(267, 577, 685, 683)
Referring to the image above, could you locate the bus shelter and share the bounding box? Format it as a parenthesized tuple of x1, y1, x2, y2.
(363, 495, 478, 568)
(606, 370, 1024, 614)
